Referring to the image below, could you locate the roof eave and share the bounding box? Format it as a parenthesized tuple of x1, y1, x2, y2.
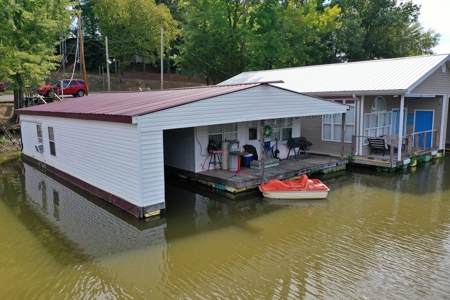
(16, 110, 133, 124)
(306, 89, 409, 98)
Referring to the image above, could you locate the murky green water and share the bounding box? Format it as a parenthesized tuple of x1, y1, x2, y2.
(1, 156, 450, 299)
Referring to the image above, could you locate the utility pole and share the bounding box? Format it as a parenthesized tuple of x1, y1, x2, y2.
(161, 28, 164, 90)
(78, 14, 88, 95)
(105, 36, 111, 92)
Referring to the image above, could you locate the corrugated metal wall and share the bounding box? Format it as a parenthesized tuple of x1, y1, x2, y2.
(21, 115, 142, 206)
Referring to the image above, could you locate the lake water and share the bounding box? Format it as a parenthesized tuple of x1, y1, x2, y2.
(1, 156, 450, 299)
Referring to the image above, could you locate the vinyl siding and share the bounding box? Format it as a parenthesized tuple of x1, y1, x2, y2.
(407, 97, 442, 139)
(300, 117, 353, 156)
(411, 67, 450, 95)
(140, 130, 165, 208)
(21, 115, 141, 205)
(193, 122, 247, 173)
(163, 128, 195, 172)
(137, 85, 347, 131)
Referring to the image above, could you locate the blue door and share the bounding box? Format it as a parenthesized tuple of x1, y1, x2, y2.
(414, 111, 433, 148)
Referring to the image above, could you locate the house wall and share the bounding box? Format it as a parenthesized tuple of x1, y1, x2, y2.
(410, 67, 450, 95)
(406, 97, 443, 142)
(193, 123, 247, 173)
(300, 116, 353, 156)
(20, 115, 142, 206)
(164, 128, 196, 172)
(140, 130, 166, 209)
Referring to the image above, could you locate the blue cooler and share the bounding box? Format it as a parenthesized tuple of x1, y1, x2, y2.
(241, 153, 253, 167)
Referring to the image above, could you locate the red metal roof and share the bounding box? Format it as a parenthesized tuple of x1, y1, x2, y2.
(16, 83, 260, 123)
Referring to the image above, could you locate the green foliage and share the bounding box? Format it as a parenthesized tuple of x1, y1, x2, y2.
(178, 0, 341, 83)
(328, 0, 440, 61)
(91, 0, 178, 74)
(0, 0, 75, 108)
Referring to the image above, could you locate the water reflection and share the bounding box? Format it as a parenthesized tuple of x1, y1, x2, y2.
(1, 159, 450, 299)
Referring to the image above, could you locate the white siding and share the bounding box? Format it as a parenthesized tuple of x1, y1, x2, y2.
(163, 128, 195, 171)
(21, 115, 142, 205)
(140, 130, 165, 208)
(137, 86, 347, 131)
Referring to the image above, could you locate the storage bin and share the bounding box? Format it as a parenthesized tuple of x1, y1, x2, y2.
(241, 154, 253, 167)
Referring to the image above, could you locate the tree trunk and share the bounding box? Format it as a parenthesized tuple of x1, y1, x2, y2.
(13, 73, 24, 109)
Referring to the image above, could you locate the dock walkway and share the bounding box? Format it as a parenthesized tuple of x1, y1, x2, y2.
(167, 154, 347, 193)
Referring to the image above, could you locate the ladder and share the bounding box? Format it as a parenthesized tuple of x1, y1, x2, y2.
(1, 125, 21, 150)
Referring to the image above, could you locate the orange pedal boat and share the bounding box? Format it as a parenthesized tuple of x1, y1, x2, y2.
(259, 174, 330, 199)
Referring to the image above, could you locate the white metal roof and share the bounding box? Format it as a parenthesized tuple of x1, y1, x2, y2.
(219, 54, 450, 96)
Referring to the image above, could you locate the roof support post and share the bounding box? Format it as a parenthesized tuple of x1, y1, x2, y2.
(341, 112, 346, 159)
(358, 95, 364, 155)
(353, 94, 362, 155)
(440, 95, 447, 152)
(397, 95, 405, 162)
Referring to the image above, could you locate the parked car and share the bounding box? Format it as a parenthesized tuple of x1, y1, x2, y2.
(0, 82, 5, 92)
(36, 79, 87, 97)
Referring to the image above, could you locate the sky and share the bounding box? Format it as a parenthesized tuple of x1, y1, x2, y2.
(411, 0, 450, 54)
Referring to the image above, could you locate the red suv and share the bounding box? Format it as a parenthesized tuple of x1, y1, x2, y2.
(0, 82, 5, 92)
(37, 79, 87, 97)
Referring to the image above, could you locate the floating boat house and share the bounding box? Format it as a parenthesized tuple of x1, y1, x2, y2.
(17, 83, 347, 218)
(220, 54, 450, 168)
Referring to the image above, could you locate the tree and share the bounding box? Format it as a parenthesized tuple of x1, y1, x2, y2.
(0, 0, 74, 111)
(177, 0, 341, 83)
(328, 0, 440, 61)
(91, 0, 178, 79)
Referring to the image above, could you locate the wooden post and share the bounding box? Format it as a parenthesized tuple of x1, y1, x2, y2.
(415, 133, 419, 152)
(435, 129, 440, 149)
(260, 120, 265, 181)
(389, 136, 394, 164)
(407, 135, 412, 155)
(351, 135, 356, 156)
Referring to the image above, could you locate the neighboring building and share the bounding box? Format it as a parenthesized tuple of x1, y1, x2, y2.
(220, 54, 450, 166)
(16, 83, 347, 218)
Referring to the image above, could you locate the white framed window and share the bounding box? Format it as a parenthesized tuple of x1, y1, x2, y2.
(36, 124, 43, 144)
(363, 97, 391, 142)
(265, 118, 292, 141)
(208, 123, 237, 148)
(248, 121, 258, 140)
(48, 127, 56, 156)
(322, 100, 355, 142)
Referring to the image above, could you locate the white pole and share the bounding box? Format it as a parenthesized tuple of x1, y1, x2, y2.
(105, 36, 111, 92)
(440, 95, 447, 150)
(161, 28, 164, 90)
(397, 95, 405, 161)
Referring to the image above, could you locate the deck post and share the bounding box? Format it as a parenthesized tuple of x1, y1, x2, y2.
(435, 129, 440, 149)
(407, 135, 412, 155)
(351, 135, 356, 156)
(415, 133, 419, 152)
(389, 137, 394, 164)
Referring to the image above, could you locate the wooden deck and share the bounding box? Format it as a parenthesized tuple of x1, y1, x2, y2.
(352, 148, 442, 168)
(166, 154, 347, 193)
